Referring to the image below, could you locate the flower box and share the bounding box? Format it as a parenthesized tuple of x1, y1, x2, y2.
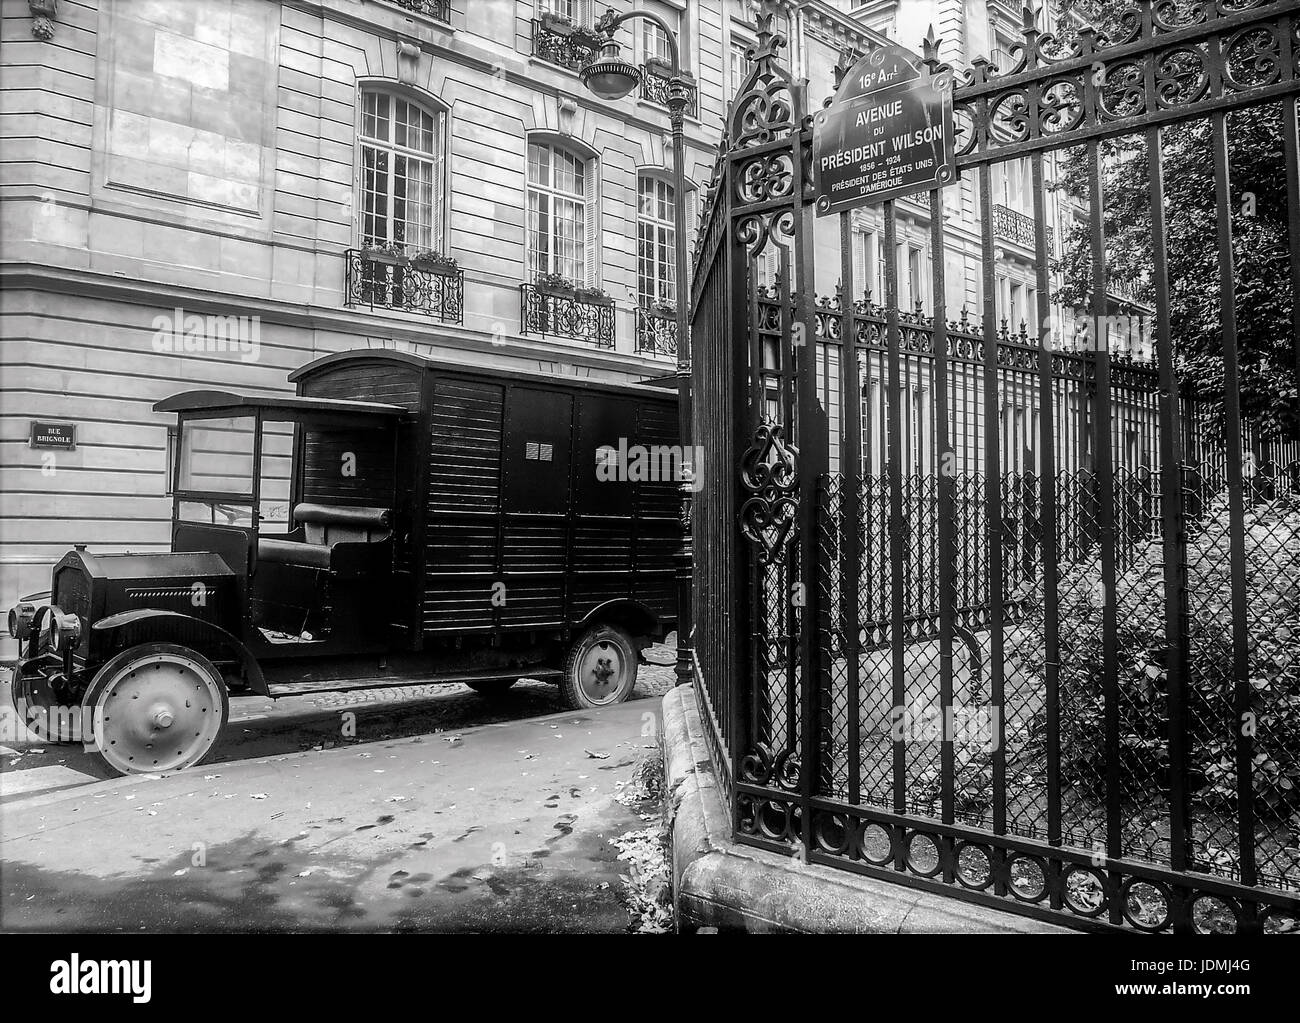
(360, 244, 406, 266)
(411, 251, 459, 275)
(539, 11, 575, 34)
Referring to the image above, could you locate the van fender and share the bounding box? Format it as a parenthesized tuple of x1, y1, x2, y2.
(92, 609, 268, 696)
(576, 599, 661, 646)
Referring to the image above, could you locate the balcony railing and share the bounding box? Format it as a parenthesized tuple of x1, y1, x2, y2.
(635, 306, 678, 357)
(640, 64, 698, 118)
(520, 283, 615, 348)
(993, 203, 1054, 255)
(388, 0, 450, 20)
(532, 19, 600, 72)
(344, 249, 464, 323)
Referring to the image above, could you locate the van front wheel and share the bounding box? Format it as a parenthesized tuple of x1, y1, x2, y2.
(561, 625, 638, 709)
(84, 643, 228, 775)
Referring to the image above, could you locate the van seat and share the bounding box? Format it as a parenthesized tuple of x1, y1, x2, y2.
(294, 504, 391, 546)
(258, 537, 332, 569)
(256, 505, 391, 569)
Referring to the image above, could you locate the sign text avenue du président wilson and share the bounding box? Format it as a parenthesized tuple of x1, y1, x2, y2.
(812, 42, 956, 216)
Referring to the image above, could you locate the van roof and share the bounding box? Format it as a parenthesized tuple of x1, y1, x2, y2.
(288, 349, 681, 399)
(153, 389, 408, 421)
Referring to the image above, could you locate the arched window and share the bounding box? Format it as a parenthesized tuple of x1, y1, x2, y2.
(637, 175, 676, 307)
(527, 139, 596, 285)
(359, 88, 446, 252)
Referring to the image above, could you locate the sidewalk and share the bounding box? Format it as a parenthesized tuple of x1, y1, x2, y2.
(1, 699, 663, 932)
(660, 685, 1071, 934)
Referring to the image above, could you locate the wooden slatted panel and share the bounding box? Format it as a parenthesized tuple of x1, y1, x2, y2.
(425, 521, 496, 573)
(635, 399, 683, 520)
(572, 522, 633, 572)
(300, 363, 422, 410)
(428, 379, 503, 513)
(501, 518, 566, 573)
(424, 378, 504, 629)
(422, 584, 496, 631)
(300, 429, 395, 506)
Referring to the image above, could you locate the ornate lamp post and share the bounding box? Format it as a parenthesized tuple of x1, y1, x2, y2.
(580, 8, 693, 688)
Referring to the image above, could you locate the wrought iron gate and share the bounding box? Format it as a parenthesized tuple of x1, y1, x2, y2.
(688, 1, 1300, 933)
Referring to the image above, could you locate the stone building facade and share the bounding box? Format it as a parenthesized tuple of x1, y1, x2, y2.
(0, 0, 1117, 606)
(0, 0, 766, 604)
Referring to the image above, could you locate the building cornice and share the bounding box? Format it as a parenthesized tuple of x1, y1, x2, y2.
(0, 262, 672, 380)
(795, 0, 891, 56)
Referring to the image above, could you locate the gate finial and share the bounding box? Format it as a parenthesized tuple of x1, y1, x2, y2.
(922, 24, 940, 63)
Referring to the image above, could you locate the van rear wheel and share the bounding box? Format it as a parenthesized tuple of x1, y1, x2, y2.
(84, 643, 228, 776)
(561, 625, 638, 709)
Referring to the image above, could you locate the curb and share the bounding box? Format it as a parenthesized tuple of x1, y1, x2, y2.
(659, 685, 1072, 934)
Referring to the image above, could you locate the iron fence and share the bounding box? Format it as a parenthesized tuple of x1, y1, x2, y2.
(688, 0, 1300, 933)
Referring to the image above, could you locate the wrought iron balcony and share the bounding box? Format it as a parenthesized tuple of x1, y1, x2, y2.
(344, 249, 464, 323)
(640, 64, 698, 119)
(532, 18, 600, 72)
(387, 0, 450, 20)
(635, 306, 678, 358)
(520, 283, 615, 348)
(993, 203, 1054, 255)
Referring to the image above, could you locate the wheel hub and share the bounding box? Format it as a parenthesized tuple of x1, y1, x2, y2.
(578, 641, 624, 705)
(150, 705, 175, 729)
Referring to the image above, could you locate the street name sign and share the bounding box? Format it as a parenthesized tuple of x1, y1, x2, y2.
(812, 42, 956, 216)
(29, 420, 76, 450)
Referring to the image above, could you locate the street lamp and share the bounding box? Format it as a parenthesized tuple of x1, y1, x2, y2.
(580, 35, 641, 100)
(581, 8, 693, 689)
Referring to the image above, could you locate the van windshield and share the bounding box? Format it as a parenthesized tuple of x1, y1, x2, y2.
(178, 416, 256, 495)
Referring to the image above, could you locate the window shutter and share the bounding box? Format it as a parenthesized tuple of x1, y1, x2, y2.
(433, 110, 447, 250)
(583, 157, 599, 289)
(851, 230, 868, 302)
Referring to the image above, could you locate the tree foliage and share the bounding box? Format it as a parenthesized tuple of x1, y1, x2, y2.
(1046, 0, 1299, 440)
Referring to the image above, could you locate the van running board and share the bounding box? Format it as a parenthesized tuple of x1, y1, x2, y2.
(265, 669, 562, 699)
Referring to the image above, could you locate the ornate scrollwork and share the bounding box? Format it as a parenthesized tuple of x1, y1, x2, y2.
(945, 0, 1289, 163)
(739, 421, 799, 565)
(1155, 47, 1211, 107)
(1098, 60, 1148, 120)
(729, 12, 800, 149)
(1223, 25, 1283, 90)
(735, 151, 795, 204)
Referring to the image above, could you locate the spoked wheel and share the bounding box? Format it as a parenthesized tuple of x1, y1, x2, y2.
(84, 643, 228, 775)
(561, 625, 638, 710)
(12, 665, 82, 744)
